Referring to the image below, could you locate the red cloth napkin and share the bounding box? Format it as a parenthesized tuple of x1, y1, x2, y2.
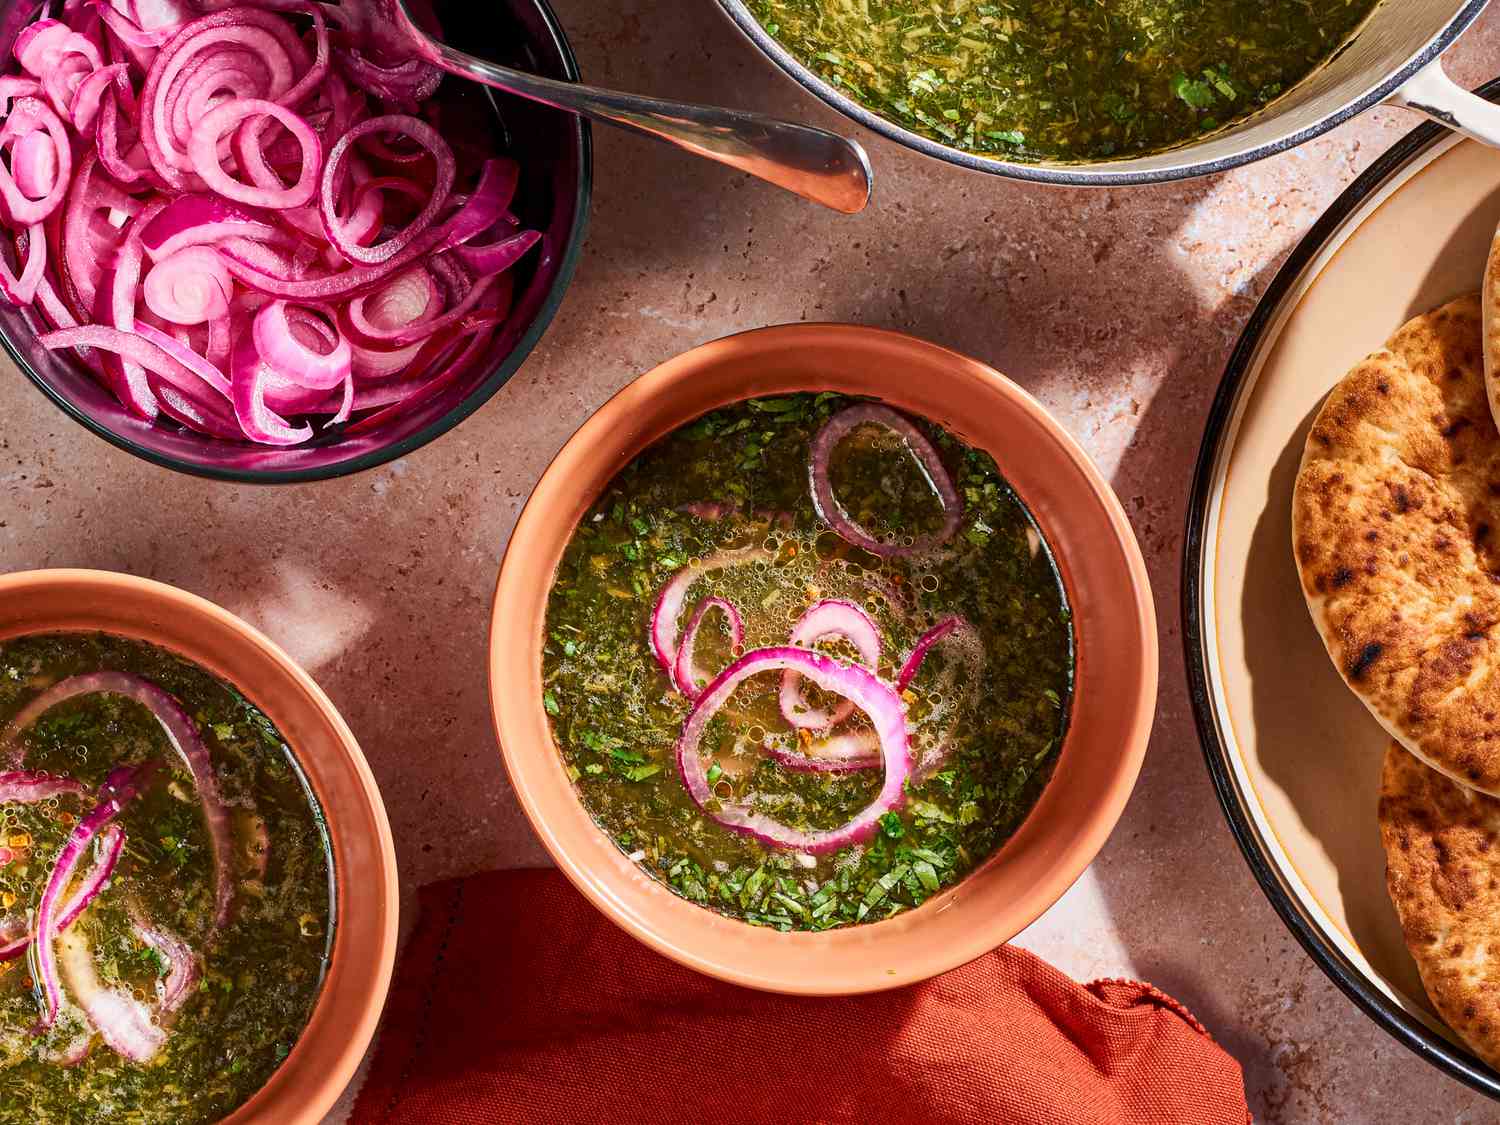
(352, 869, 1250, 1125)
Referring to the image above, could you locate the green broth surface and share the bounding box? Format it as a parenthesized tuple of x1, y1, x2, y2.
(747, 0, 1381, 162)
(543, 393, 1072, 931)
(0, 633, 332, 1124)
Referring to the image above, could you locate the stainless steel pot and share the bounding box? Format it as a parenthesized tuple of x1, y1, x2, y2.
(715, 0, 1498, 185)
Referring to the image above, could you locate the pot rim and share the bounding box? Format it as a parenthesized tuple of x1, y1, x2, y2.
(0, 568, 399, 1122)
(489, 323, 1157, 994)
(713, 0, 1489, 186)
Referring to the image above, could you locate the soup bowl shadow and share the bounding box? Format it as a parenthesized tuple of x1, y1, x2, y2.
(0, 569, 398, 1123)
(488, 324, 1158, 994)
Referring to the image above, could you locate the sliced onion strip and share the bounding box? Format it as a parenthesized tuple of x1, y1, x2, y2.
(187, 97, 320, 209)
(779, 598, 882, 730)
(56, 922, 166, 1061)
(33, 762, 158, 1028)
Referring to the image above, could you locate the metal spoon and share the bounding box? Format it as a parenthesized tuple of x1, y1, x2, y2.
(392, 0, 873, 214)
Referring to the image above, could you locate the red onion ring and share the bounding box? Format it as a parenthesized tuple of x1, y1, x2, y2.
(673, 596, 744, 699)
(187, 97, 320, 209)
(319, 113, 454, 264)
(0, 219, 44, 304)
(451, 229, 538, 276)
(778, 598, 882, 730)
(252, 297, 349, 388)
(129, 907, 200, 1015)
(141, 192, 278, 260)
(68, 62, 129, 133)
(12, 130, 56, 199)
(0, 769, 87, 801)
(230, 328, 312, 444)
(143, 244, 233, 324)
(14, 19, 101, 119)
(650, 546, 776, 686)
(151, 373, 243, 437)
(96, 4, 180, 50)
(342, 320, 497, 430)
(764, 729, 880, 773)
(895, 615, 984, 780)
(42, 324, 226, 416)
(219, 156, 518, 300)
(345, 266, 500, 348)
(677, 647, 912, 854)
(140, 9, 304, 187)
(809, 404, 964, 556)
(0, 97, 71, 225)
(0, 75, 41, 116)
(897, 615, 966, 691)
(343, 265, 435, 343)
(59, 150, 119, 317)
(130, 319, 230, 397)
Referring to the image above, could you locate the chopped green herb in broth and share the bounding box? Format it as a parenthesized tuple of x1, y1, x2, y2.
(0, 634, 332, 1124)
(748, 0, 1382, 161)
(543, 393, 1073, 931)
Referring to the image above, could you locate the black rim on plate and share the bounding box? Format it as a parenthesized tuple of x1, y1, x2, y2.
(1182, 81, 1500, 1100)
(2, 0, 593, 485)
(713, 0, 1487, 186)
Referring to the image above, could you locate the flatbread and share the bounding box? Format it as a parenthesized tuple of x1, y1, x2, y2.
(1292, 294, 1500, 795)
(1482, 223, 1500, 434)
(1380, 740, 1500, 1069)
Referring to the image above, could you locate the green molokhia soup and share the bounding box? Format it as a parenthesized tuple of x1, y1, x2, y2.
(543, 393, 1072, 931)
(0, 633, 332, 1124)
(748, 0, 1381, 162)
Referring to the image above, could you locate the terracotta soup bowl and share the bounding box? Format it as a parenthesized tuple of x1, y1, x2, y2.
(490, 325, 1157, 994)
(0, 569, 398, 1122)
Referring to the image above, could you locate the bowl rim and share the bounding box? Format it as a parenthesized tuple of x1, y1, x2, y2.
(0, 567, 400, 1121)
(711, 0, 1486, 186)
(1181, 93, 1500, 1099)
(489, 322, 1157, 994)
(3, 0, 592, 485)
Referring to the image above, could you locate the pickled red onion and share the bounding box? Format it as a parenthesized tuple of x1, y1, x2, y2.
(779, 598, 882, 730)
(56, 923, 166, 1061)
(6, 673, 237, 931)
(677, 647, 911, 854)
(0, 2, 537, 445)
(809, 404, 963, 556)
(673, 597, 744, 699)
(650, 547, 776, 687)
(0, 823, 122, 963)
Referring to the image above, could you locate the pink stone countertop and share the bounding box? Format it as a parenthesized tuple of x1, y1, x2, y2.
(4, 3, 1500, 1122)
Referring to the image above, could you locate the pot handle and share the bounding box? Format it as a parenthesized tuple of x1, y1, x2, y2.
(1385, 57, 1500, 148)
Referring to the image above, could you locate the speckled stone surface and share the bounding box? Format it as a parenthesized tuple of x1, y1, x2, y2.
(4, 3, 1500, 1122)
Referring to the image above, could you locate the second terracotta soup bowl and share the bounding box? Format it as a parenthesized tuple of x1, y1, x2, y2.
(0, 569, 398, 1122)
(490, 324, 1156, 994)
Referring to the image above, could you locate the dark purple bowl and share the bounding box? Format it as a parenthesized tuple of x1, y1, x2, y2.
(0, 0, 590, 482)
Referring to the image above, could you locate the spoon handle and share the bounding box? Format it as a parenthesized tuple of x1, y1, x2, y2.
(397, 4, 873, 214)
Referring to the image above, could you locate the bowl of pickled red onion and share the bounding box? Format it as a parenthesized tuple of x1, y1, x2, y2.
(0, 0, 588, 481)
